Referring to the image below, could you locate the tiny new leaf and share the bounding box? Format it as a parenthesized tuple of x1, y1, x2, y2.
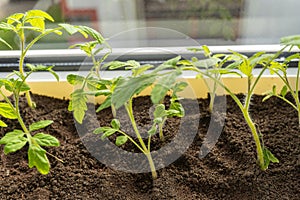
(116, 136, 128, 146)
(263, 147, 279, 170)
(111, 119, 120, 130)
(280, 85, 288, 97)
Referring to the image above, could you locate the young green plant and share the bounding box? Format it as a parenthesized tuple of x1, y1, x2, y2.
(67, 37, 112, 124)
(187, 45, 228, 112)
(263, 35, 300, 126)
(183, 48, 286, 170)
(92, 57, 186, 179)
(0, 9, 109, 174)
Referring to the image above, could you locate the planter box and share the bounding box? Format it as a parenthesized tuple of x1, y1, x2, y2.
(0, 49, 299, 199)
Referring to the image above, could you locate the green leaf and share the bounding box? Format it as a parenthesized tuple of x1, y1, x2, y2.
(193, 58, 220, 69)
(93, 126, 111, 134)
(33, 133, 60, 147)
(96, 96, 112, 112)
(3, 137, 27, 154)
(67, 74, 85, 85)
(115, 136, 128, 146)
(0, 102, 17, 119)
(148, 125, 157, 136)
(26, 18, 45, 31)
(202, 45, 211, 57)
(151, 70, 181, 104)
(4, 79, 30, 92)
(75, 25, 106, 44)
(172, 82, 188, 94)
(101, 129, 118, 140)
(154, 104, 166, 118)
(26, 10, 54, 22)
(0, 130, 24, 144)
(86, 77, 103, 91)
(0, 120, 7, 127)
(126, 60, 140, 69)
(280, 85, 288, 97)
(272, 85, 277, 94)
(166, 109, 180, 116)
(284, 53, 300, 63)
(112, 75, 155, 109)
(238, 60, 252, 77)
(250, 53, 274, 66)
(7, 13, 24, 24)
(154, 117, 163, 124)
(69, 89, 88, 124)
(263, 147, 279, 169)
(153, 56, 181, 72)
(268, 61, 286, 75)
(111, 119, 120, 130)
(280, 35, 300, 46)
(28, 144, 50, 175)
(132, 64, 153, 76)
(177, 60, 193, 66)
(59, 23, 79, 35)
(29, 120, 53, 132)
(169, 101, 185, 117)
(105, 61, 128, 70)
(264, 148, 279, 163)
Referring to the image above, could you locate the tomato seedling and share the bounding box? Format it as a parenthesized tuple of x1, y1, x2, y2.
(93, 57, 186, 179)
(0, 9, 107, 174)
(264, 35, 300, 126)
(182, 47, 285, 170)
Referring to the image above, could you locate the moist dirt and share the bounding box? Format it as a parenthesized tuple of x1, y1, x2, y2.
(0, 93, 299, 200)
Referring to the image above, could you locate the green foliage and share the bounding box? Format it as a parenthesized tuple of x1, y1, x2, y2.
(68, 89, 88, 124)
(91, 57, 186, 179)
(0, 9, 106, 175)
(264, 36, 300, 126)
(0, 120, 56, 174)
(182, 46, 284, 170)
(66, 28, 112, 123)
(186, 45, 224, 112)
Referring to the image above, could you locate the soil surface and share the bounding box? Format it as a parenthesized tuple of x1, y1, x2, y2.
(0, 93, 299, 200)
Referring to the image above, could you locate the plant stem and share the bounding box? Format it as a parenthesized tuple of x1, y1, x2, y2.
(19, 31, 34, 108)
(145, 152, 157, 179)
(242, 108, 265, 169)
(125, 98, 157, 179)
(159, 119, 166, 142)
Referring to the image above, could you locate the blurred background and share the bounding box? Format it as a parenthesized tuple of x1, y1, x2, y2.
(0, 0, 300, 50)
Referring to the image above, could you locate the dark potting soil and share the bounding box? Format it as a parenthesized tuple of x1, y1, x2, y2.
(0, 93, 299, 200)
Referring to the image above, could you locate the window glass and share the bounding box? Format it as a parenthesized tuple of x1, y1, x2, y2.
(0, 0, 300, 50)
